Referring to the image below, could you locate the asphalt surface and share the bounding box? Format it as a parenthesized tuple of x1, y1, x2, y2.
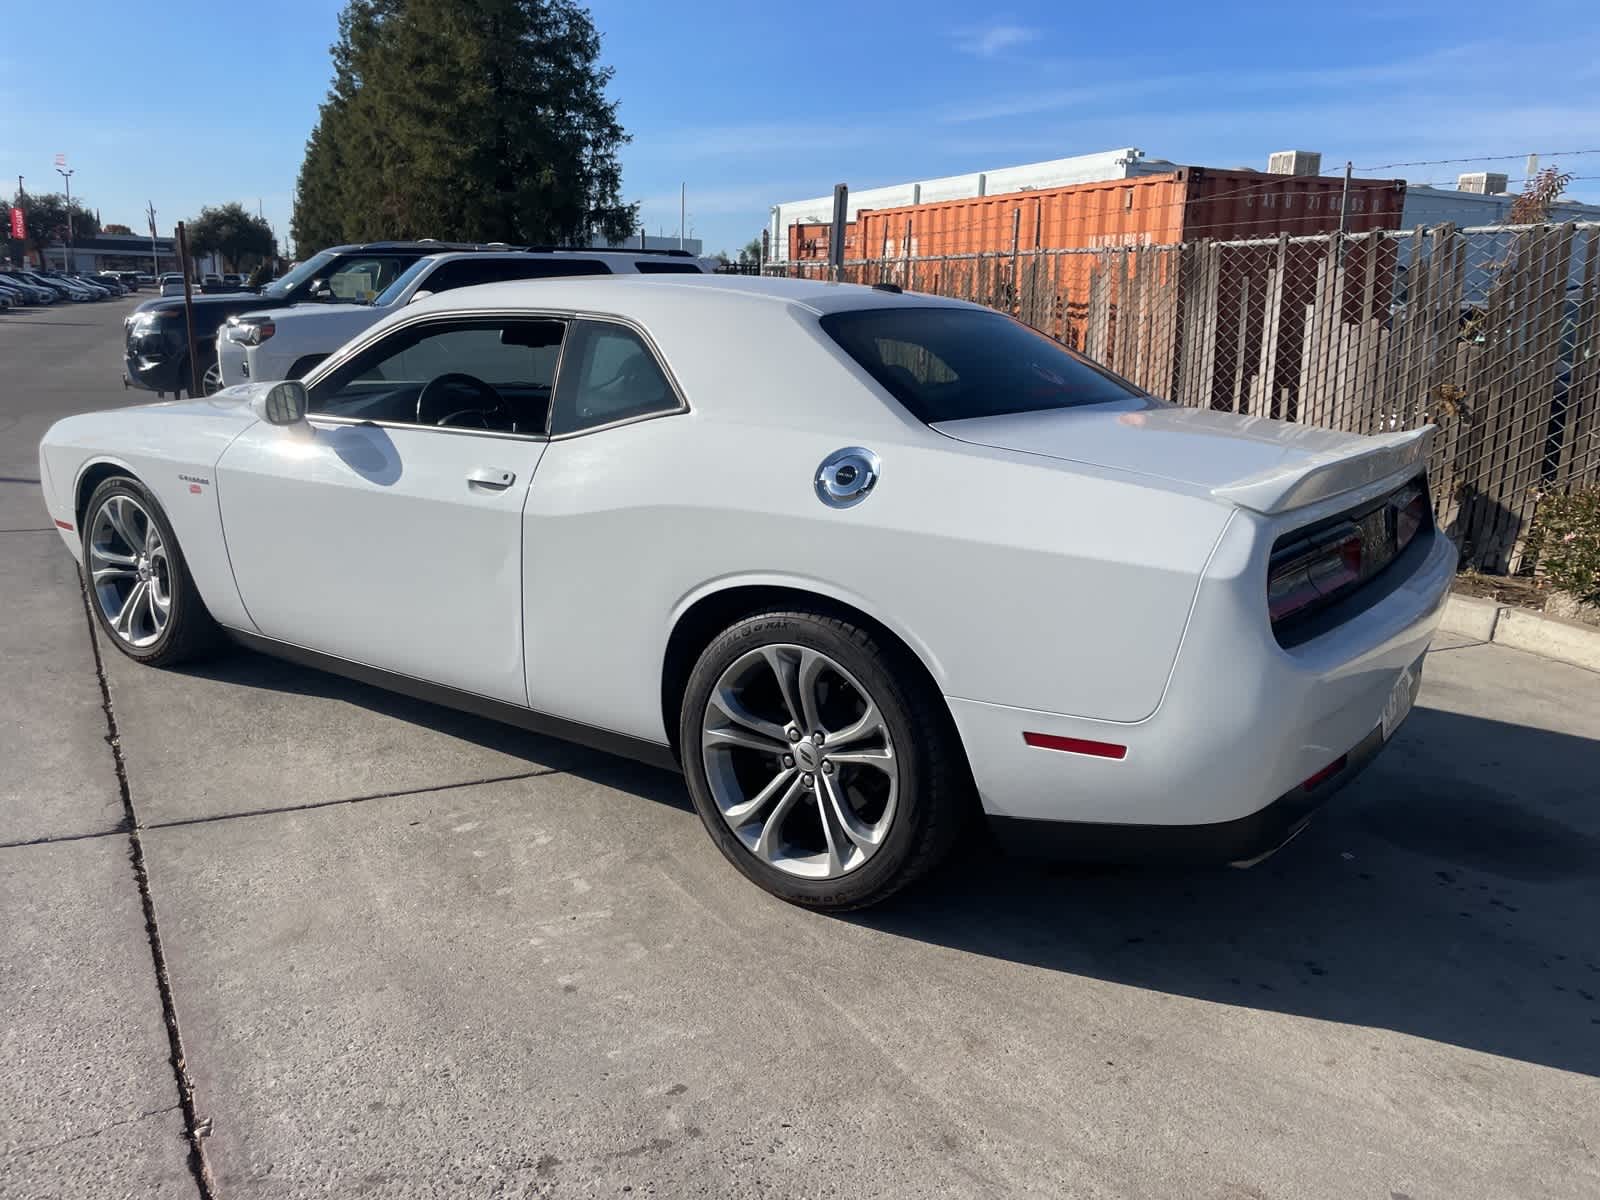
(2, 295, 1598, 1199)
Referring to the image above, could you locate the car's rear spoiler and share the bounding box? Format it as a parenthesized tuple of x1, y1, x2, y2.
(1210, 426, 1434, 515)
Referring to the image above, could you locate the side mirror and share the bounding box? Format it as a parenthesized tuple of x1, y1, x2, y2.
(408, 289, 433, 305)
(252, 380, 308, 426)
(310, 280, 334, 301)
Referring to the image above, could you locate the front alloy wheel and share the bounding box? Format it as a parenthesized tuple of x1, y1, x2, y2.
(88, 494, 171, 647)
(81, 477, 218, 667)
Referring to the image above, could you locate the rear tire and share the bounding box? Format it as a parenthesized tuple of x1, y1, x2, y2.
(679, 608, 968, 910)
(81, 476, 219, 667)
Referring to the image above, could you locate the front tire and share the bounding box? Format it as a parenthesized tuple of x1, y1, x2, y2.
(81, 477, 218, 667)
(679, 608, 968, 910)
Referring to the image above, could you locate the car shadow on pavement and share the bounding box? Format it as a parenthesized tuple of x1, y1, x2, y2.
(175, 649, 1599, 1077)
(171, 648, 694, 811)
(853, 705, 1600, 1079)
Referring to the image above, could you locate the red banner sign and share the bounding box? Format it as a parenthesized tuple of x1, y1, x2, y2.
(8, 207, 23, 240)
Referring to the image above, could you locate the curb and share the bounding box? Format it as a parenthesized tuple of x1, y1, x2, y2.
(1439, 593, 1600, 672)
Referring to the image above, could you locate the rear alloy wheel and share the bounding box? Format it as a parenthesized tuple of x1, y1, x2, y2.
(200, 359, 223, 395)
(681, 609, 967, 910)
(82, 477, 218, 666)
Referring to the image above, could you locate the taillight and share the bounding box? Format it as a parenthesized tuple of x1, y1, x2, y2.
(1268, 523, 1363, 625)
(1393, 486, 1428, 553)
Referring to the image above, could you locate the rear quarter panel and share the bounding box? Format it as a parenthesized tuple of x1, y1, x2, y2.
(523, 402, 1230, 743)
(39, 402, 259, 631)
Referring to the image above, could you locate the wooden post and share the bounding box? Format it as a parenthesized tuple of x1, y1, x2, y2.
(175, 222, 202, 397)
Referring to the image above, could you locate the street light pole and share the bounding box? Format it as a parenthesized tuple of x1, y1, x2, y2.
(55, 166, 75, 272)
(146, 201, 159, 279)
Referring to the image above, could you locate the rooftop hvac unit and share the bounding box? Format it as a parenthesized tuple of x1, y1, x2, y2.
(1268, 150, 1323, 177)
(1457, 172, 1509, 195)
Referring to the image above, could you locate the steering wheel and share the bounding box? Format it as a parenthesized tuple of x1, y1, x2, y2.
(416, 372, 511, 429)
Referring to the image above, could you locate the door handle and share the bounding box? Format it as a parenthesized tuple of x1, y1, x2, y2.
(467, 467, 516, 491)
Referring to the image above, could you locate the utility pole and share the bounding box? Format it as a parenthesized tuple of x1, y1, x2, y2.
(1337, 160, 1353, 264)
(679, 182, 685, 251)
(1337, 161, 1352, 237)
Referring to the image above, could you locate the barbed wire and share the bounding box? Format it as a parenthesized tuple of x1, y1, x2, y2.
(1355, 149, 1600, 171)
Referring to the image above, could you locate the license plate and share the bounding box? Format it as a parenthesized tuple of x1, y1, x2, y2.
(1381, 660, 1421, 740)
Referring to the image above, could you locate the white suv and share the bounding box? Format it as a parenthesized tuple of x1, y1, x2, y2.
(217, 250, 710, 387)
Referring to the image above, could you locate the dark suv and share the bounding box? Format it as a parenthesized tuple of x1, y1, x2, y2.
(123, 241, 497, 396)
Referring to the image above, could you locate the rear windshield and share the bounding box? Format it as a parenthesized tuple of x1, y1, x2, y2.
(819, 306, 1147, 423)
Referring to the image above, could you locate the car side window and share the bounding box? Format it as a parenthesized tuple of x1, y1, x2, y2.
(307, 318, 567, 435)
(324, 256, 415, 303)
(549, 320, 680, 435)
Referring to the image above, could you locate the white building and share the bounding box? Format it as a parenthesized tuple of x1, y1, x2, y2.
(1398, 176, 1600, 300)
(1401, 176, 1600, 230)
(767, 147, 1172, 261)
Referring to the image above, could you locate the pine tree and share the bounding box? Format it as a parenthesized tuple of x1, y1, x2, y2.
(291, 0, 635, 250)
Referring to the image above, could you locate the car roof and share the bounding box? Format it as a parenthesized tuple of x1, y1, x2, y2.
(406, 272, 978, 321)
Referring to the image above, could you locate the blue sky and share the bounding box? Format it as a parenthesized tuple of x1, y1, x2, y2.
(4, 0, 1597, 257)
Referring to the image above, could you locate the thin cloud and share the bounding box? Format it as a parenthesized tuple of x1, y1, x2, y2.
(955, 24, 1039, 58)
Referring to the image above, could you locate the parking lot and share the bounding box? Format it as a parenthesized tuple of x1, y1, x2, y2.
(2, 295, 1598, 1198)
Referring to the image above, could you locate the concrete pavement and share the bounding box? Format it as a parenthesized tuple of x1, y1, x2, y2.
(2, 297, 1598, 1198)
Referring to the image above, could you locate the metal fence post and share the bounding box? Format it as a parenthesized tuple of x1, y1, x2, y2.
(828, 183, 848, 283)
(1010, 207, 1021, 315)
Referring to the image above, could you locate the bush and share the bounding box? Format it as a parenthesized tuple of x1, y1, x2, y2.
(1527, 487, 1600, 602)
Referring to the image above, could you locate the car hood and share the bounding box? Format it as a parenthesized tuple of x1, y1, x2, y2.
(253, 300, 385, 329)
(136, 292, 276, 319)
(932, 403, 1433, 515)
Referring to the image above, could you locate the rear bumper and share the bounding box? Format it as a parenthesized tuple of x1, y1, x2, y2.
(987, 708, 1396, 866)
(949, 519, 1455, 832)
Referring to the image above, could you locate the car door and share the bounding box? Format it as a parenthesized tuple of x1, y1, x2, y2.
(215, 312, 568, 705)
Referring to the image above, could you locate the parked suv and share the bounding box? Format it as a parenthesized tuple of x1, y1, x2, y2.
(217, 249, 712, 387)
(126, 241, 503, 396)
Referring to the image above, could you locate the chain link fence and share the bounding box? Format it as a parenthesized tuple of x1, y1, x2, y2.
(768, 222, 1600, 573)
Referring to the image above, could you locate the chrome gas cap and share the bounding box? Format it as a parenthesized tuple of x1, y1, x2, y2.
(815, 447, 881, 509)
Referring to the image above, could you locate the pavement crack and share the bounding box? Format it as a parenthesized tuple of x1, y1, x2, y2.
(0, 826, 129, 851)
(143, 767, 563, 833)
(75, 566, 220, 1200)
(4, 1104, 181, 1159)
(1427, 639, 1490, 654)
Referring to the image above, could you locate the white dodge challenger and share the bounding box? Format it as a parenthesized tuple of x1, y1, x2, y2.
(39, 275, 1455, 908)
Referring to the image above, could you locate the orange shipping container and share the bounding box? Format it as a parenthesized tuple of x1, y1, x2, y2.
(788, 220, 860, 262)
(854, 167, 1405, 259)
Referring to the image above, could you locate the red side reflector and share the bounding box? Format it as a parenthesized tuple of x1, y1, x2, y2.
(1023, 732, 1128, 760)
(53, 519, 73, 531)
(1301, 754, 1348, 791)
(189, 483, 202, 494)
